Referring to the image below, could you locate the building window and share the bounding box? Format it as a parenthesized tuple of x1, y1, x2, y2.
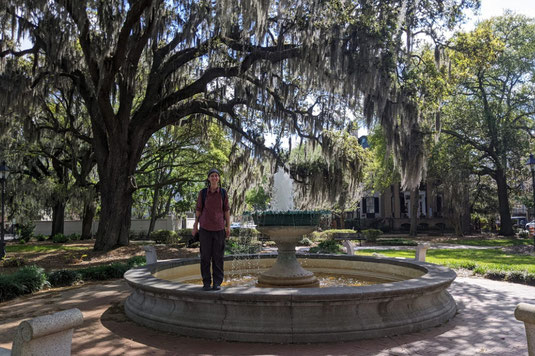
(366, 197, 375, 214)
(362, 196, 380, 219)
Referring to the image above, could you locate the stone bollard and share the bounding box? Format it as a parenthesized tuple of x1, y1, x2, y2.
(143, 245, 158, 265)
(515, 303, 535, 355)
(415, 243, 430, 262)
(342, 240, 355, 255)
(4, 308, 84, 356)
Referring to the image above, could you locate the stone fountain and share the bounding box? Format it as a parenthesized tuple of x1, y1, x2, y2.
(123, 168, 457, 343)
(254, 169, 322, 287)
(255, 224, 319, 287)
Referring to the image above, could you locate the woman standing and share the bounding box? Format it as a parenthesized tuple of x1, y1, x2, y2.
(192, 169, 231, 291)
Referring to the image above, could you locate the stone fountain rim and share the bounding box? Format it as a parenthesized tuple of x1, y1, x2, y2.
(123, 254, 456, 300)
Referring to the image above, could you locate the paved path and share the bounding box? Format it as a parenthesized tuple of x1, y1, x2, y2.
(0, 276, 534, 355)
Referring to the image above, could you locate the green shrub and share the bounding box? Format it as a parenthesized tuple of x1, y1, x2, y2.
(310, 229, 355, 241)
(52, 233, 69, 243)
(0, 275, 26, 302)
(67, 233, 82, 241)
(129, 231, 146, 240)
(18, 239, 27, 244)
(16, 265, 48, 292)
(309, 239, 344, 254)
(16, 222, 35, 241)
(126, 255, 146, 268)
(230, 228, 260, 238)
(379, 224, 392, 233)
(1, 256, 27, 268)
(263, 240, 276, 247)
(150, 230, 179, 244)
(484, 270, 507, 280)
(244, 228, 260, 237)
(78, 263, 130, 281)
(518, 230, 529, 239)
(375, 238, 417, 246)
(50, 257, 146, 285)
(0, 258, 148, 303)
(47, 270, 81, 287)
(525, 273, 535, 286)
(0, 265, 48, 302)
(35, 234, 48, 242)
(176, 229, 194, 244)
(225, 237, 262, 255)
(298, 237, 313, 246)
(505, 271, 527, 284)
(176, 228, 193, 236)
(362, 229, 383, 242)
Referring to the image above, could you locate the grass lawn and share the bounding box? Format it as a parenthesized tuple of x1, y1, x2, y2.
(447, 238, 533, 247)
(358, 248, 535, 274)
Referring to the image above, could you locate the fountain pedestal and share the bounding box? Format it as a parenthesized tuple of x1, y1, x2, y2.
(256, 226, 319, 288)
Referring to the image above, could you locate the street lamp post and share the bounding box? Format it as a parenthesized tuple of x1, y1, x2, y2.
(0, 161, 10, 260)
(527, 154, 535, 247)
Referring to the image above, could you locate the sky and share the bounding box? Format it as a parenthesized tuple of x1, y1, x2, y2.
(477, 0, 535, 19)
(460, 1, 535, 30)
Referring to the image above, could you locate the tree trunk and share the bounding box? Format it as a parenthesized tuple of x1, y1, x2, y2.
(51, 201, 65, 236)
(147, 187, 160, 236)
(93, 131, 141, 251)
(461, 185, 471, 235)
(496, 168, 514, 236)
(94, 168, 133, 250)
(82, 199, 96, 239)
(409, 188, 419, 237)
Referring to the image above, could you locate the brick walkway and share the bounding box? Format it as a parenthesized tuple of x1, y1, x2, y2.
(0, 276, 534, 355)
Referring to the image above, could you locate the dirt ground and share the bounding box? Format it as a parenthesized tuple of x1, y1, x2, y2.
(0, 239, 200, 274)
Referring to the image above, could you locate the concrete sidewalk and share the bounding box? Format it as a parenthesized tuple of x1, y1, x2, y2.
(0, 276, 534, 355)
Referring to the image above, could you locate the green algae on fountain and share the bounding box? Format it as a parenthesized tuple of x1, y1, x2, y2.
(251, 210, 328, 226)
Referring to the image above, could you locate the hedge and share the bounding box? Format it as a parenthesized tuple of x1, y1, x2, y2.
(0, 256, 146, 303)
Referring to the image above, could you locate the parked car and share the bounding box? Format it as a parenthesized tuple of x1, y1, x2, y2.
(230, 222, 241, 229)
(525, 220, 535, 230)
(511, 216, 527, 229)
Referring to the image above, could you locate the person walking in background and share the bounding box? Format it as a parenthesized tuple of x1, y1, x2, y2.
(192, 168, 231, 291)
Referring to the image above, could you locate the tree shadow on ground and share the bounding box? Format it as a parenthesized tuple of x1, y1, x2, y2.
(98, 278, 533, 356)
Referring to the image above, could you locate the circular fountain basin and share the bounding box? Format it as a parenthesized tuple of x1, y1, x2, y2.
(124, 254, 457, 343)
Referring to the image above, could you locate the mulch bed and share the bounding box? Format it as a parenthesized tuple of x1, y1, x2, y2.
(0, 239, 199, 274)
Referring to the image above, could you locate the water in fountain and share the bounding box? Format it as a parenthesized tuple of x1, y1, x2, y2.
(270, 168, 294, 211)
(180, 272, 381, 287)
